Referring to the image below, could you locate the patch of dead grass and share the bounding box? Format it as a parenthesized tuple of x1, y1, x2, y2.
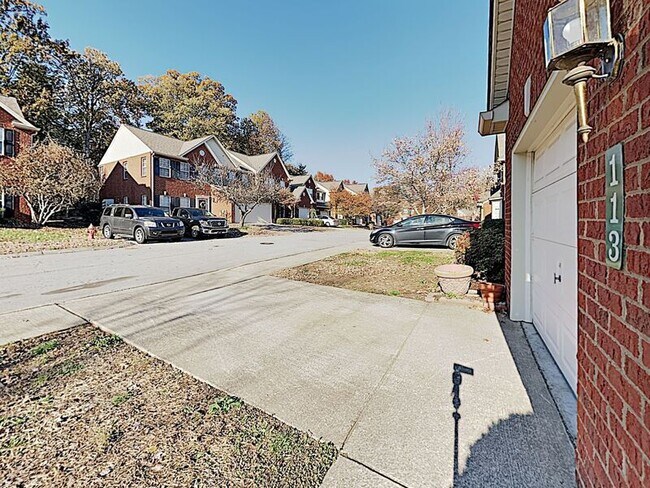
(0, 227, 131, 255)
(275, 249, 455, 300)
(0, 325, 337, 487)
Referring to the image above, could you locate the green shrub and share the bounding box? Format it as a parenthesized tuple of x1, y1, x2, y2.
(462, 219, 505, 284)
(276, 218, 324, 227)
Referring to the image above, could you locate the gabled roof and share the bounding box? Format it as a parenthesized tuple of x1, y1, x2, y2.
(344, 183, 369, 194)
(289, 174, 311, 186)
(226, 150, 276, 172)
(0, 95, 39, 132)
(123, 125, 187, 160)
(315, 180, 343, 191)
(292, 185, 314, 204)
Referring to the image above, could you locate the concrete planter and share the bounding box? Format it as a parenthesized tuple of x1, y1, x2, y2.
(434, 264, 474, 295)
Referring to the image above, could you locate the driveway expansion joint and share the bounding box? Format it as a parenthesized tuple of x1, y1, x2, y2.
(339, 453, 410, 488)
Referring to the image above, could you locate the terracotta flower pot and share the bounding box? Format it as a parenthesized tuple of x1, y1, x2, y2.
(477, 282, 505, 310)
(434, 264, 474, 295)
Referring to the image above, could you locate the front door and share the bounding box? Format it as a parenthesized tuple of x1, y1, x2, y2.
(196, 197, 210, 211)
(395, 216, 426, 243)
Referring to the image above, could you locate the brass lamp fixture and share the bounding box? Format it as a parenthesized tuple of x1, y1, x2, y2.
(544, 0, 624, 142)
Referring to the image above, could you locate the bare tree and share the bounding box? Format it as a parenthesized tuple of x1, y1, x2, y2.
(193, 159, 284, 226)
(0, 139, 99, 225)
(373, 111, 476, 215)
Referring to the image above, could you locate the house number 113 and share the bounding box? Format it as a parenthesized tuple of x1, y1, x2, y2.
(605, 144, 624, 270)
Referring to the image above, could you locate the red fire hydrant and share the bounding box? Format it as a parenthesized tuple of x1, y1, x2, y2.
(87, 223, 97, 240)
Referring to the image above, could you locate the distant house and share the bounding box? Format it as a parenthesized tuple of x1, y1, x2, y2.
(0, 95, 39, 222)
(342, 182, 370, 195)
(313, 180, 344, 217)
(288, 174, 317, 218)
(99, 125, 291, 223)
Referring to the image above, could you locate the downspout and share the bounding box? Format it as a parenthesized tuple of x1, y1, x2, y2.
(150, 152, 154, 205)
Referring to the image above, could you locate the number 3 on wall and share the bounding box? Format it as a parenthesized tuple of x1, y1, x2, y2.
(605, 144, 624, 270)
(608, 230, 621, 263)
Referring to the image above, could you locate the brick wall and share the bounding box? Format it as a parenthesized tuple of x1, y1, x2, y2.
(506, 1, 650, 486)
(576, 2, 650, 486)
(0, 106, 36, 222)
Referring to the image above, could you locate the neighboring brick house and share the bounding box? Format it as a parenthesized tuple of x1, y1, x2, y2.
(0, 95, 39, 222)
(288, 174, 318, 218)
(99, 125, 292, 223)
(479, 1, 649, 486)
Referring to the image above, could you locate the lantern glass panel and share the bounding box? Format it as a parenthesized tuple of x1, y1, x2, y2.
(584, 0, 611, 43)
(550, 0, 583, 59)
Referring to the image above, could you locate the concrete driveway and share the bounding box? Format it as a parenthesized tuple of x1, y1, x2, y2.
(0, 229, 575, 487)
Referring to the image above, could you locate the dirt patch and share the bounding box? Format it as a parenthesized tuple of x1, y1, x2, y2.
(0, 326, 337, 487)
(0, 227, 132, 255)
(275, 249, 455, 300)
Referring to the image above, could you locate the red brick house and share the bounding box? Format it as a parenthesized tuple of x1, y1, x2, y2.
(99, 125, 292, 223)
(0, 95, 39, 221)
(289, 174, 318, 218)
(479, 0, 649, 486)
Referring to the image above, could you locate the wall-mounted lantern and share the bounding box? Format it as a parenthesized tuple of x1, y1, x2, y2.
(544, 0, 624, 142)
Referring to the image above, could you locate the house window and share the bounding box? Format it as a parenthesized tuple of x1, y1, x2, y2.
(159, 195, 171, 211)
(179, 162, 190, 180)
(492, 200, 502, 219)
(122, 162, 128, 180)
(141, 195, 147, 205)
(159, 158, 171, 178)
(0, 128, 15, 157)
(123, 196, 128, 204)
(141, 157, 147, 177)
(179, 196, 191, 208)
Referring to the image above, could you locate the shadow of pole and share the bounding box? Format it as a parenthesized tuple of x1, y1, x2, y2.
(452, 362, 474, 486)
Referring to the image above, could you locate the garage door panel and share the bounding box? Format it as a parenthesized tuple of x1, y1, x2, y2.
(531, 118, 578, 394)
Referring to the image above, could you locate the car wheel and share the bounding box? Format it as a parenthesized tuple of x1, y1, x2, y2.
(134, 227, 147, 244)
(190, 225, 201, 239)
(103, 224, 113, 239)
(377, 233, 395, 248)
(447, 234, 461, 250)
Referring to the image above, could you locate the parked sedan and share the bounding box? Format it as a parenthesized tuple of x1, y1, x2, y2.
(171, 207, 229, 238)
(100, 205, 184, 244)
(369, 214, 480, 249)
(316, 215, 339, 227)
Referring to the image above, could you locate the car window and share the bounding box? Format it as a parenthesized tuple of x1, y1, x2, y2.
(425, 215, 451, 226)
(114, 207, 124, 218)
(180, 210, 189, 218)
(402, 216, 425, 227)
(123, 207, 134, 219)
(102, 207, 112, 216)
(134, 207, 166, 217)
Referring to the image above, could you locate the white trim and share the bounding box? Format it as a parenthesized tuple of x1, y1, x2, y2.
(509, 71, 575, 322)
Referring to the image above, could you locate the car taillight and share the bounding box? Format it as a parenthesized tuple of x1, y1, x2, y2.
(471, 222, 481, 229)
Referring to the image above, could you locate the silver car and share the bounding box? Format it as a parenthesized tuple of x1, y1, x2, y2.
(100, 205, 184, 244)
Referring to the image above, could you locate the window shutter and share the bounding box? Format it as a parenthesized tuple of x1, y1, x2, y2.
(0, 128, 4, 156)
(154, 195, 160, 207)
(154, 157, 160, 176)
(5, 129, 14, 157)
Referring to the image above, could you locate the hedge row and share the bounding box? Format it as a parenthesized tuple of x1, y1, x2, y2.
(276, 218, 325, 227)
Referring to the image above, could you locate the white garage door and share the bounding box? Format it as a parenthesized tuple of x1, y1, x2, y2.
(234, 203, 272, 223)
(531, 116, 578, 394)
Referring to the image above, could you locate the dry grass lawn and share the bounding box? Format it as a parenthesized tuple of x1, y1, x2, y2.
(0, 325, 337, 487)
(275, 249, 455, 300)
(0, 227, 130, 255)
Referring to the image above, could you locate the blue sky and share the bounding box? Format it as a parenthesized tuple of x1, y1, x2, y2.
(40, 0, 495, 183)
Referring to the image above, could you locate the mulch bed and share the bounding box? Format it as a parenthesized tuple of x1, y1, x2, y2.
(0, 325, 337, 487)
(274, 249, 456, 300)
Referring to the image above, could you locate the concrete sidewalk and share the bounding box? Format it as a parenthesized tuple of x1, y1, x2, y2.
(1, 262, 575, 486)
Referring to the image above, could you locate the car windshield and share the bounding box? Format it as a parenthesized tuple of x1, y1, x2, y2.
(188, 209, 214, 217)
(134, 207, 166, 218)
